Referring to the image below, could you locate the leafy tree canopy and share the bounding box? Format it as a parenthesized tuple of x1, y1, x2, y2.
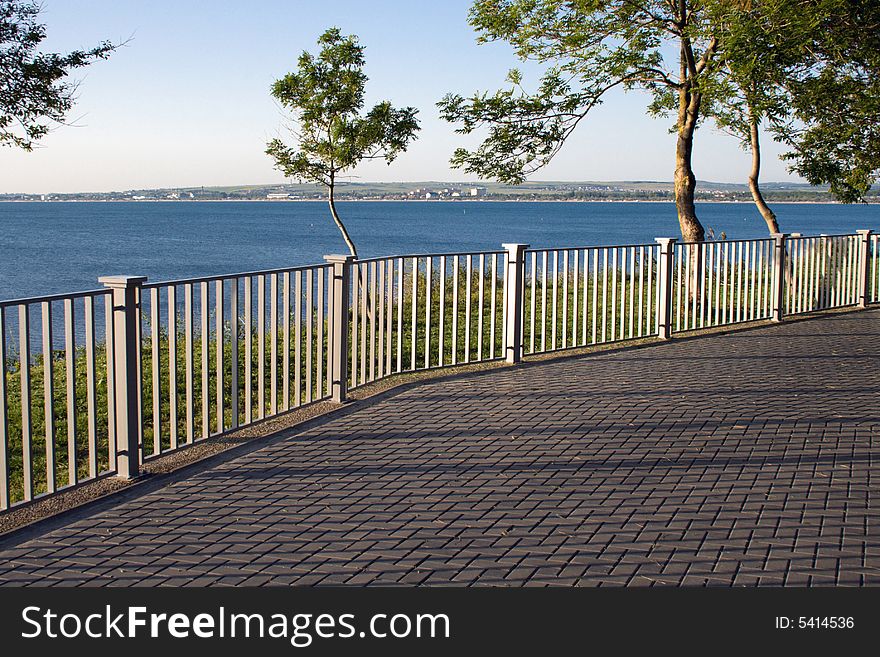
(266, 27, 420, 257)
(776, 0, 880, 202)
(708, 0, 880, 203)
(438, 0, 721, 185)
(266, 27, 419, 189)
(0, 0, 116, 151)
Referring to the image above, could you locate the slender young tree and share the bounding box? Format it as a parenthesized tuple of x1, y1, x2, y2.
(438, 0, 722, 242)
(1, 0, 117, 151)
(266, 28, 420, 258)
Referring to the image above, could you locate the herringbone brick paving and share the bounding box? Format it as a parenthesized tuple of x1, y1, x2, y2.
(0, 310, 878, 586)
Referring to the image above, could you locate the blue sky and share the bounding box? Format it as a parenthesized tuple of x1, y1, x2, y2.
(0, 0, 803, 193)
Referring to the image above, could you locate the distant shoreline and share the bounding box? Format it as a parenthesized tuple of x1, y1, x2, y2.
(0, 198, 863, 205)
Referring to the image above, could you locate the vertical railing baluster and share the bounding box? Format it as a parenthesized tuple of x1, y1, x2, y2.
(464, 255, 472, 363)
(201, 281, 210, 437)
(705, 243, 715, 327)
(438, 255, 445, 367)
(168, 286, 178, 450)
(628, 247, 636, 338)
(230, 280, 239, 430)
(529, 252, 537, 353)
(610, 248, 618, 341)
(216, 280, 224, 432)
(583, 249, 591, 343)
(359, 263, 367, 383)
(743, 241, 752, 321)
(64, 299, 76, 485)
(41, 302, 55, 492)
(572, 249, 580, 345)
(551, 250, 558, 350)
(369, 262, 377, 381)
(294, 271, 302, 406)
(270, 274, 278, 414)
(377, 261, 385, 379)
(257, 274, 266, 418)
(318, 266, 326, 396)
(474, 254, 483, 360)
(0, 308, 7, 509)
(19, 305, 32, 501)
(184, 284, 194, 443)
(104, 295, 115, 468)
(648, 245, 656, 334)
(698, 243, 707, 328)
(351, 266, 359, 384)
(85, 297, 98, 478)
(490, 254, 497, 358)
(601, 249, 609, 342)
(425, 257, 433, 368)
(541, 251, 549, 353)
(754, 241, 762, 319)
(243, 278, 252, 425)
(151, 288, 162, 453)
(396, 258, 404, 373)
(306, 268, 314, 401)
(0, 310, 12, 502)
(561, 250, 569, 349)
(452, 256, 459, 365)
(135, 287, 143, 458)
(410, 257, 417, 371)
(674, 245, 683, 332)
(282, 273, 290, 410)
(691, 244, 700, 329)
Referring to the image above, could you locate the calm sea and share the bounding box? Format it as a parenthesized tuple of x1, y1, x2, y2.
(1, 200, 878, 300)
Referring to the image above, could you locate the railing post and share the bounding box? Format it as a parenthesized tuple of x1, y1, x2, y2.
(856, 230, 872, 308)
(502, 243, 529, 363)
(324, 254, 353, 402)
(99, 275, 147, 480)
(655, 238, 676, 340)
(771, 233, 787, 322)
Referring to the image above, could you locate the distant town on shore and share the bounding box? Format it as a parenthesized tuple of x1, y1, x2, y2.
(3, 180, 878, 204)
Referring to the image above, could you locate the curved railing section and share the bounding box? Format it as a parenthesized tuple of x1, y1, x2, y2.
(0, 230, 877, 513)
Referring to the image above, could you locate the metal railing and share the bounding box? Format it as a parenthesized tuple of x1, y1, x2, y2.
(871, 233, 880, 305)
(672, 239, 776, 332)
(348, 251, 507, 389)
(0, 289, 116, 510)
(137, 264, 333, 461)
(523, 244, 661, 355)
(0, 229, 877, 513)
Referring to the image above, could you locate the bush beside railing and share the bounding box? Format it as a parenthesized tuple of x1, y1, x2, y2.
(0, 230, 877, 512)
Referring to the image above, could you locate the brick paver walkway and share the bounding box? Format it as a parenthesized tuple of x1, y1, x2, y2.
(1, 310, 878, 586)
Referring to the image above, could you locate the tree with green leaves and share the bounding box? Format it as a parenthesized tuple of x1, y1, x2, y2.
(774, 0, 880, 203)
(266, 27, 420, 258)
(1, 1, 117, 151)
(707, 0, 880, 232)
(705, 0, 804, 234)
(439, 0, 722, 242)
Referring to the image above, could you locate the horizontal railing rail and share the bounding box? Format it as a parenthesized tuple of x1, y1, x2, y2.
(0, 230, 876, 513)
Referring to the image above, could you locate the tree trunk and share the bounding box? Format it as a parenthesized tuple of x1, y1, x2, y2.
(747, 111, 780, 234)
(328, 181, 358, 258)
(674, 86, 706, 244)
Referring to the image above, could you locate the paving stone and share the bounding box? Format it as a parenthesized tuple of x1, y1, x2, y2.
(0, 310, 877, 587)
